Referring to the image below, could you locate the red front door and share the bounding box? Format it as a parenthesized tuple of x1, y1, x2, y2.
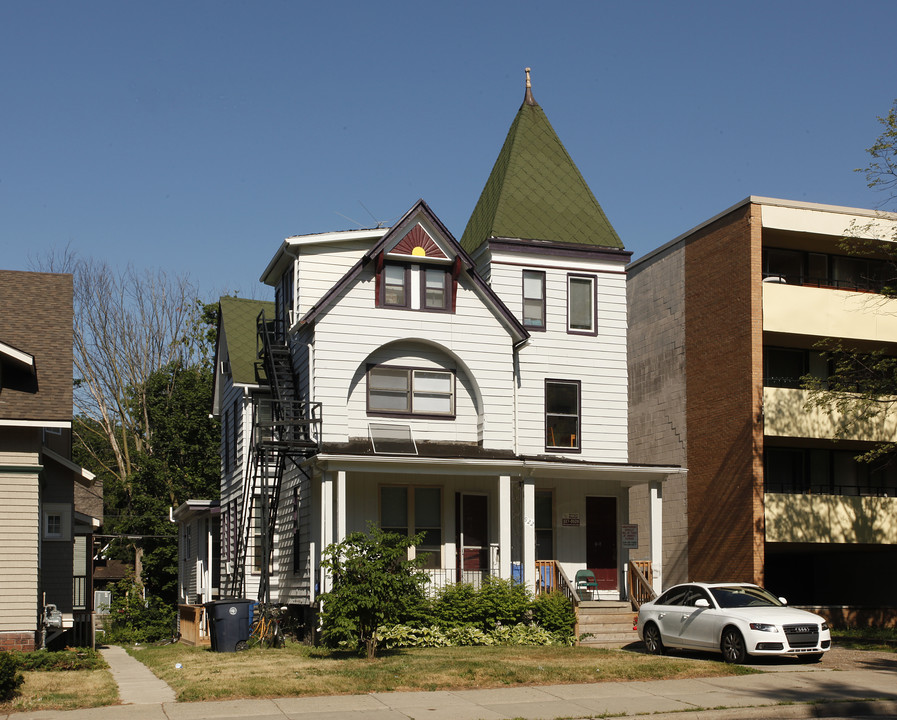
(586, 496, 617, 590)
(456, 494, 487, 571)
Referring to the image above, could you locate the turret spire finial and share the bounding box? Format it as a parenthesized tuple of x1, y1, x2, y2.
(524, 67, 536, 106)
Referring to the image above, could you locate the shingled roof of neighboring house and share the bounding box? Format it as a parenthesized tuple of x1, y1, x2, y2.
(218, 296, 274, 386)
(460, 69, 623, 254)
(0, 270, 73, 422)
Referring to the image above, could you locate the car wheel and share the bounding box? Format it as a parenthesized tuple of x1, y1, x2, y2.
(643, 623, 665, 655)
(721, 627, 747, 664)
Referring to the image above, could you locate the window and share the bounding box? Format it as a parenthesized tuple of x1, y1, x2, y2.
(368, 366, 454, 417)
(42, 503, 71, 540)
(223, 408, 231, 473)
(535, 491, 553, 560)
(522, 270, 546, 329)
(379, 262, 453, 312)
(231, 398, 240, 469)
(383, 264, 408, 307)
(567, 275, 596, 334)
(763, 247, 887, 292)
(380, 486, 441, 569)
(764, 446, 897, 497)
(763, 347, 829, 388)
(545, 380, 580, 451)
(423, 268, 449, 310)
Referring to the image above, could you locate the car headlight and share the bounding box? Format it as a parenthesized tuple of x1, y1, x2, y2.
(821, 622, 829, 631)
(749, 623, 779, 633)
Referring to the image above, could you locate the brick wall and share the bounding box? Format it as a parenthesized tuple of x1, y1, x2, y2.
(684, 203, 764, 584)
(0, 631, 37, 652)
(628, 241, 688, 585)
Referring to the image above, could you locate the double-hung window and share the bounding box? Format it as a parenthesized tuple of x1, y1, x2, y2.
(380, 263, 453, 311)
(368, 366, 455, 417)
(523, 270, 546, 329)
(567, 274, 596, 334)
(380, 486, 442, 568)
(545, 379, 580, 451)
(383, 265, 409, 307)
(423, 268, 449, 310)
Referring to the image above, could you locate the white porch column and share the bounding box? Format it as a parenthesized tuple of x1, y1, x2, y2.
(498, 475, 511, 579)
(335, 470, 347, 543)
(649, 480, 663, 594)
(320, 470, 334, 593)
(522, 477, 536, 594)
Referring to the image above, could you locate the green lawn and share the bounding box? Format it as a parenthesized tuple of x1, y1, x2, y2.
(129, 643, 756, 703)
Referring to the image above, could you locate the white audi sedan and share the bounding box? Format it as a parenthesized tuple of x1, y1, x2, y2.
(637, 582, 831, 663)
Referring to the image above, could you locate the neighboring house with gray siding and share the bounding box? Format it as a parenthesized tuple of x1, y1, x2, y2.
(0, 270, 102, 651)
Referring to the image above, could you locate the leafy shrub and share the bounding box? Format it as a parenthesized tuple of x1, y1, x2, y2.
(531, 590, 576, 642)
(319, 526, 430, 658)
(474, 577, 531, 630)
(0, 651, 24, 701)
(432, 577, 531, 631)
(10, 648, 106, 671)
(103, 573, 176, 644)
(430, 583, 479, 628)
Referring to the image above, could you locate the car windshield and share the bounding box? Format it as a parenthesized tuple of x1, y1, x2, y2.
(709, 585, 784, 609)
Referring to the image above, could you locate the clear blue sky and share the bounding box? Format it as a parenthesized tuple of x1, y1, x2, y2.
(3, 1, 895, 299)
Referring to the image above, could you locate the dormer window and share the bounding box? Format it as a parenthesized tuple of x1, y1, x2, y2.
(383, 265, 409, 307)
(377, 261, 454, 313)
(423, 268, 449, 310)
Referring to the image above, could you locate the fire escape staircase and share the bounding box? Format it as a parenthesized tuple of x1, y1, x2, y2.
(225, 311, 321, 602)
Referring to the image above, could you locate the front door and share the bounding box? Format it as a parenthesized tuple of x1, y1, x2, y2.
(586, 496, 617, 590)
(456, 494, 488, 576)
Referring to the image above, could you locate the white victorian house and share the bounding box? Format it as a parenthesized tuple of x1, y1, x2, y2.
(211, 73, 682, 639)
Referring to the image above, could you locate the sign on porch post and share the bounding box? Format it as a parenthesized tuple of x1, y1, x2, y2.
(621, 524, 639, 549)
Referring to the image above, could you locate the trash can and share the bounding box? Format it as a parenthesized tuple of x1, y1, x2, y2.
(204, 599, 252, 652)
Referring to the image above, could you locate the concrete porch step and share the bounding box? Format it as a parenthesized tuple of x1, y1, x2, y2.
(576, 600, 639, 649)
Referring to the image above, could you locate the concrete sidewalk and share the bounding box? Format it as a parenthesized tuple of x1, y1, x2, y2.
(4, 649, 897, 720)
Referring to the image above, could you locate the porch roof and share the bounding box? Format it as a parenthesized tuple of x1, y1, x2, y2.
(309, 453, 684, 486)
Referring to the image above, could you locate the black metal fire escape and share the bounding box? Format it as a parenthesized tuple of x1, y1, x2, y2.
(228, 310, 321, 602)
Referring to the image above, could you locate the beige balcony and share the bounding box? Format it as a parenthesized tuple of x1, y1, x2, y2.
(765, 492, 897, 544)
(763, 386, 897, 442)
(762, 282, 897, 342)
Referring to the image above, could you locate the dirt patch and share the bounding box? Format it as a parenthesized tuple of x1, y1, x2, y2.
(820, 645, 897, 673)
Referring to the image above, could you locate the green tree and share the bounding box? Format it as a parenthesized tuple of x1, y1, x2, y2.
(102, 359, 220, 603)
(805, 99, 897, 463)
(319, 526, 430, 659)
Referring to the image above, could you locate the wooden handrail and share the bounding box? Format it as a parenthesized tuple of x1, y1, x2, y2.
(628, 560, 656, 610)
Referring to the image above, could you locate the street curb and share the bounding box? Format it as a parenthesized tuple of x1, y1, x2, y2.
(620, 699, 897, 719)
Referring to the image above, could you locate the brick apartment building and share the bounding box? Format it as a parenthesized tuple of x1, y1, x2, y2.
(628, 197, 897, 618)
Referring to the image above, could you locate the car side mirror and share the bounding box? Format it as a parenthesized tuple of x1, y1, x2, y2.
(779, 597, 788, 605)
(695, 598, 710, 608)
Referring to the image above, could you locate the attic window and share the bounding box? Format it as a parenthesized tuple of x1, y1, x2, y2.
(377, 261, 454, 313)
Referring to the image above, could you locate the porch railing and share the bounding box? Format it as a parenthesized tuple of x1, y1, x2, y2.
(627, 560, 655, 610)
(535, 560, 577, 602)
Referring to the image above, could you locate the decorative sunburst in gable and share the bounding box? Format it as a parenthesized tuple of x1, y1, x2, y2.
(390, 224, 447, 259)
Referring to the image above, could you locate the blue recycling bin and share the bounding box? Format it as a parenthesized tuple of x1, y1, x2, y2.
(204, 599, 252, 652)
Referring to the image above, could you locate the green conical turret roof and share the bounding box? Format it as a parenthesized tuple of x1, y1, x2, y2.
(460, 69, 623, 253)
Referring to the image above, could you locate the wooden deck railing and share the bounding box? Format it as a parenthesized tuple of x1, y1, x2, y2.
(628, 560, 655, 610)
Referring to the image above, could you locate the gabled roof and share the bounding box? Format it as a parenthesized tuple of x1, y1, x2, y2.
(299, 199, 529, 344)
(460, 69, 623, 254)
(217, 296, 274, 386)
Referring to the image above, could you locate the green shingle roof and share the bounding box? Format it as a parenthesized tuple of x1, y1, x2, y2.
(460, 78, 623, 254)
(219, 296, 274, 386)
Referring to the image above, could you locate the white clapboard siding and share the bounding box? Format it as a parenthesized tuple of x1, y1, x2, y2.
(488, 254, 631, 462)
(309, 269, 517, 450)
(295, 240, 372, 317)
(0, 465, 40, 632)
